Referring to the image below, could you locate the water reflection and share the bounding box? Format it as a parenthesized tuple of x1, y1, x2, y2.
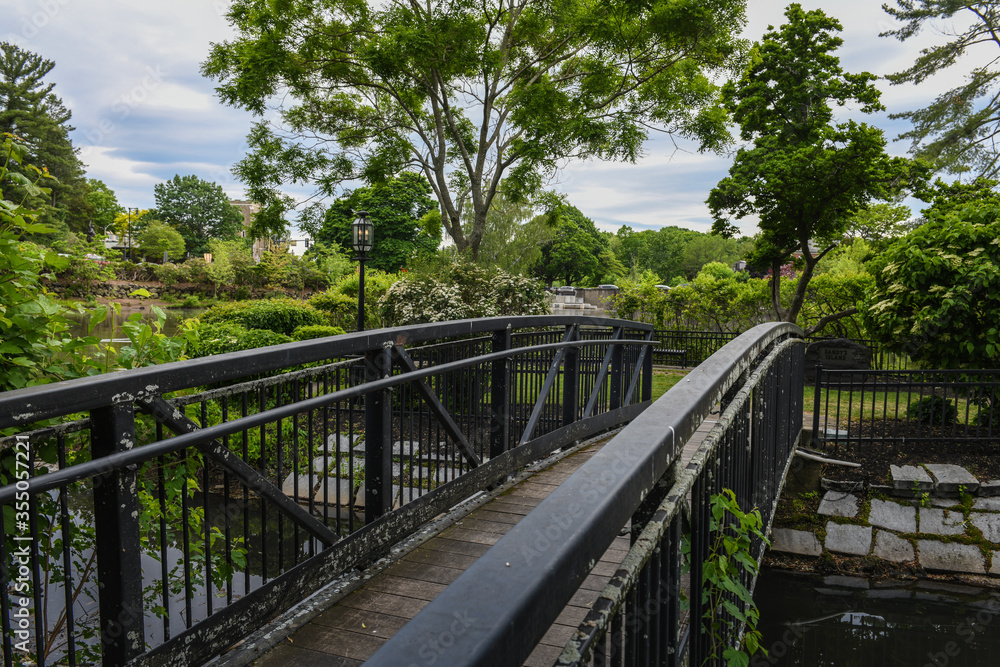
(754, 569, 1000, 666)
(64, 307, 204, 342)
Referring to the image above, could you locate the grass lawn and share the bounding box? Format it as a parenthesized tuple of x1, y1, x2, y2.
(650, 368, 691, 401)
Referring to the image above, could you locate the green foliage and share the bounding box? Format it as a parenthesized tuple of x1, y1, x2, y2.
(882, 2, 1000, 178)
(0, 133, 98, 390)
(534, 205, 618, 286)
(682, 489, 769, 667)
(291, 324, 346, 341)
(84, 178, 123, 232)
(312, 172, 440, 272)
(608, 273, 672, 327)
(202, 0, 749, 256)
(381, 260, 548, 326)
(137, 219, 186, 262)
(708, 5, 923, 331)
(864, 202, 1000, 369)
(918, 177, 1000, 217)
(200, 298, 326, 336)
(679, 236, 742, 279)
(471, 192, 555, 275)
(153, 174, 243, 255)
(845, 203, 914, 247)
(184, 320, 293, 357)
(798, 272, 874, 339)
(907, 396, 958, 426)
(308, 290, 358, 330)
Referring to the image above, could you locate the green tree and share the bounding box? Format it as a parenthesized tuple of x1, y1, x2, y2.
(708, 4, 920, 335)
(917, 176, 1000, 217)
(153, 174, 243, 256)
(882, 1, 1000, 178)
(865, 202, 1000, 369)
(84, 178, 123, 233)
(678, 233, 742, 278)
(136, 219, 185, 262)
(202, 0, 749, 256)
(0, 42, 89, 239)
(613, 225, 701, 283)
(534, 205, 612, 286)
(844, 202, 913, 247)
(312, 172, 439, 272)
(470, 192, 555, 275)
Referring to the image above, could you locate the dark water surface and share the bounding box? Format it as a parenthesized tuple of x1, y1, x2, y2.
(65, 306, 205, 341)
(753, 569, 1000, 666)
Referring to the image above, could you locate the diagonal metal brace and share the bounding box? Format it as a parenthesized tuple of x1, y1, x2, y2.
(136, 396, 340, 546)
(519, 325, 576, 446)
(582, 326, 624, 419)
(392, 346, 482, 468)
(621, 330, 654, 406)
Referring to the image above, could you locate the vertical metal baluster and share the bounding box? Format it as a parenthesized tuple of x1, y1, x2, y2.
(57, 434, 77, 666)
(201, 402, 213, 618)
(156, 426, 170, 643)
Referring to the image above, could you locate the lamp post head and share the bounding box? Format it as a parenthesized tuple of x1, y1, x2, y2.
(351, 210, 374, 254)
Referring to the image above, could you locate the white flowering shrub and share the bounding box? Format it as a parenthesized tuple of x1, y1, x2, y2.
(380, 261, 549, 326)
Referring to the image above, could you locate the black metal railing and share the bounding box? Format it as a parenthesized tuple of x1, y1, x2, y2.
(812, 367, 1000, 456)
(364, 322, 805, 666)
(0, 316, 654, 667)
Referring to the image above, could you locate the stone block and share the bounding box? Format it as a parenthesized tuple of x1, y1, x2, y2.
(822, 575, 869, 589)
(771, 528, 822, 557)
(353, 482, 366, 509)
(818, 491, 859, 518)
(392, 440, 420, 457)
(930, 498, 960, 508)
(873, 530, 915, 563)
(394, 486, 423, 509)
(869, 499, 917, 533)
(980, 480, 1000, 497)
(317, 477, 355, 506)
(925, 464, 980, 495)
(325, 433, 356, 453)
(890, 465, 933, 493)
(992, 551, 1000, 576)
(919, 507, 966, 536)
(971, 513, 1000, 543)
(281, 472, 321, 501)
(917, 540, 985, 574)
(974, 497, 1000, 512)
(824, 522, 872, 556)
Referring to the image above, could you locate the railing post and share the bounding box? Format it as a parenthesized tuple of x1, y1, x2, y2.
(813, 363, 822, 442)
(610, 327, 624, 410)
(90, 403, 145, 666)
(365, 346, 393, 523)
(562, 325, 580, 427)
(642, 331, 653, 403)
(490, 327, 512, 459)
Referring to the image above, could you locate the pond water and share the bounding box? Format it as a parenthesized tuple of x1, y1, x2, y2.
(65, 307, 205, 342)
(753, 568, 1000, 666)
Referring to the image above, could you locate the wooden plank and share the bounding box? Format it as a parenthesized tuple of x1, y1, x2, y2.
(389, 560, 464, 586)
(254, 642, 363, 667)
(289, 622, 387, 660)
(417, 536, 492, 558)
(523, 642, 564, 667)
(338, 591, 429, 618)
(438, 526, 503, 546)
(467, 508, 523, 525)
(310, 605, 411, 638)
(365, 575, 446, 602)
(402, 548, 479, 571)
(452, 517, 517, 535)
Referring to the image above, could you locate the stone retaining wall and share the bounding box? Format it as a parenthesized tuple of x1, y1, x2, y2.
(772, 462, 1000, 576)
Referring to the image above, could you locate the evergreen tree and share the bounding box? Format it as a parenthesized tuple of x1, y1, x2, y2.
(0, 42, 89, 239)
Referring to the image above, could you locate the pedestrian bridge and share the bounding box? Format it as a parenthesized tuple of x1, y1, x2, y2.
(0, 316, 804, 666)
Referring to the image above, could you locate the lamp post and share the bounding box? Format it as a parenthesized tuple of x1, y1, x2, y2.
(351, 210, 374, 332)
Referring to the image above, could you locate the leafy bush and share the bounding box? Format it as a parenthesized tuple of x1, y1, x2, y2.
(308, 290, 358, 329)
(200, 298, 326, 335)
(185, 321, 293, 357)
(906, 396, 957, 426)
(291, 325, 346, 341)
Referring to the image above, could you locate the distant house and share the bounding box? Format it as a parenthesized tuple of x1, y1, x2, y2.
(229, 200, 312, 260)
(286, 237, 312, 257)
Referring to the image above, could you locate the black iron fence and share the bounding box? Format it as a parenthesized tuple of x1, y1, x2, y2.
(365, 322, 806, 667)
(0, 316, 654, 667)
(812, 367, 1000, 455)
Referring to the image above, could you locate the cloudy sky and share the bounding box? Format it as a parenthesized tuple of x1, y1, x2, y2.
(2, 0, 977, 236)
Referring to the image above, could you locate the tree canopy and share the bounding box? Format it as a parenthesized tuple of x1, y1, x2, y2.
(203, 0, 749, 256)
(0, 42, 89, 238)
(708, 4, 920, 334)
(312, 172, 440, 272)
(533, 205, 620, 286)
(882, 1, 1000, 178)
(152, 174, 243, 256)
(865, 201, 1000, 369)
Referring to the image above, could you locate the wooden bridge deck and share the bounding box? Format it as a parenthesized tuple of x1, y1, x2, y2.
(244, 421, 715, 667)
